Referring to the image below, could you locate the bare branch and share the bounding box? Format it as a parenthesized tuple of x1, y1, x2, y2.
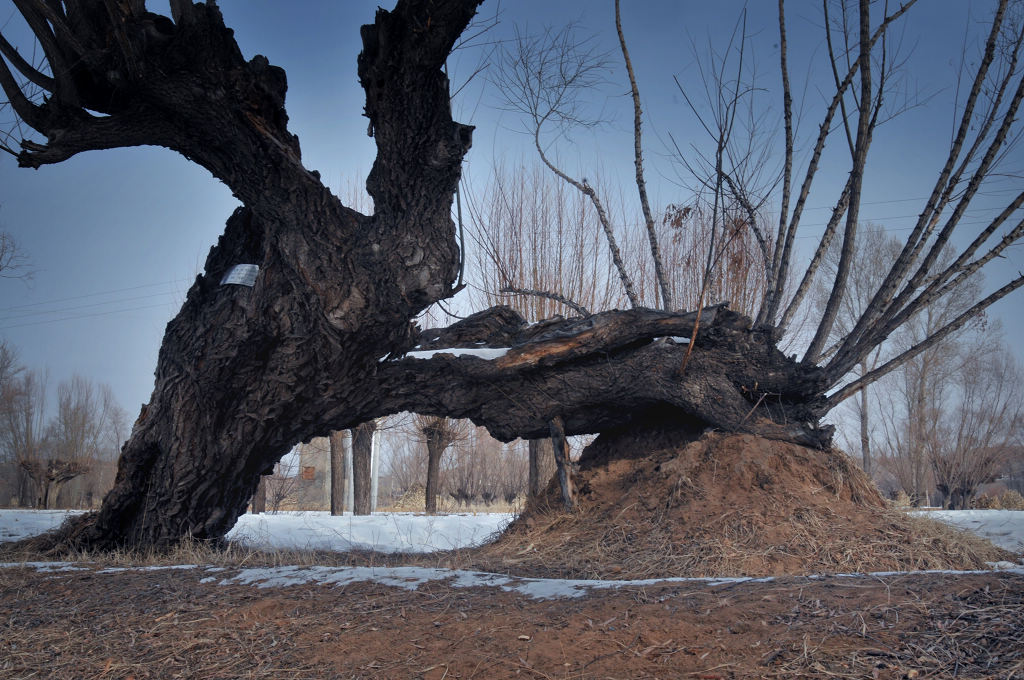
(492, 21, 646, 308)
(804, 0, 876, 364)
(777, 176, 852, 333)
(761, 0, 917, 328)
(826, 0, 1017, 372)
(615, 0, 671, 311)
(761, 0, 794, 327)
(0, 32, 54, 91)
(0, 231, 33, 282)
(499, 286, 590, 317)
(826, 273, 1024, 408)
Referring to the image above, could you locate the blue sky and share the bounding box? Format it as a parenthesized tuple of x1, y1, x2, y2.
(1, 0, 1020, 422)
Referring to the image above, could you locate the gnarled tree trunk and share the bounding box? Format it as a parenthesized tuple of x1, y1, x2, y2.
(11, 0, 481, 551)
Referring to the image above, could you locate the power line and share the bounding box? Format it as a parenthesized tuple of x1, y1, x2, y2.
(0, 303, 172, 333)
(0, 279, 190, 313)
(800, 187, 1022, 212)
(0, 290, 180, 322)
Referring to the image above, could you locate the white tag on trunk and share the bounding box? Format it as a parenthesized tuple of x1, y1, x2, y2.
(220, 264, 259, 287)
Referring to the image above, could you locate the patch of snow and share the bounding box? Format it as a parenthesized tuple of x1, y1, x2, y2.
(0, 509, 86, 542)
(226, 511, 512, 553)
(215, 565, 768, 599)
(911, 509, 1024, 552)
(3, 561, 1021, 601)
(403, 347, 510, 361)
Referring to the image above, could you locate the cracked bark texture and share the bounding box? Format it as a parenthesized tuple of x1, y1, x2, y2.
(7, 0, 481, 550)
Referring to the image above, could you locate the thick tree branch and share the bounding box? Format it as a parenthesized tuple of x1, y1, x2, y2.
(760, 0, 916, 328)
(368, 305, 832, 448)
(804, 0, 875, 364)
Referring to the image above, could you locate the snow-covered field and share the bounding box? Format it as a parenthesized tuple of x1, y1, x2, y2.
(1, 507, 1021, 555)
(911, 509, 1024, 553)
(229, 510, 513, 552)
(0, 509, 513, 553)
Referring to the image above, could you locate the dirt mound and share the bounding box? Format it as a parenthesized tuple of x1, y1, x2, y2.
(472, 425, 1013, 579)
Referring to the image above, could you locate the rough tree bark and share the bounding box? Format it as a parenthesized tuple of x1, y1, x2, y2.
(366, 305, 832, 447)
(350, 422, 376, 516)
(3, 0, 919, 554)
(6, 0, 481, 551)
(548, 416, 576, 510)
(328, 430, 348, 516)
(527, 438, 556, 498)
(251, 476, 267, 515)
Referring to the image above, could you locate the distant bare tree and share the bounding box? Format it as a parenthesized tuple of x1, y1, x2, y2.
(468, 161, 622, 318)
(350, 420, 379, 515)
(657, 205, 771, 319)
(264, 449, 302, 514)
(928, 341, 1024, 509)
(443, 424, 527, 506)
(417, 415, 465, 514)
(813, 223, 902, 475)
(0, 368, 47, 506)
(875, 264, 985, 505)
(0, 231, 32, 282)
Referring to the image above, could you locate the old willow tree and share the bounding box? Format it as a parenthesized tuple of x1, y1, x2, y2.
(2, 0, 1022, 549)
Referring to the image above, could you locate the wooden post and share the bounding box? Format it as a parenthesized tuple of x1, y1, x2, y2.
(548, 416, 576, 510)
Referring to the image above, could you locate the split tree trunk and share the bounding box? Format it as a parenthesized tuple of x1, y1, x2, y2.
(17, 0, 482, 552)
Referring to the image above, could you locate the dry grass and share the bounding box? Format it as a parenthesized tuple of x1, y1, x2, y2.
(758, 576, 1024, 679)
(467, 501, 1014, 581)
(469, 432, 1018, 580)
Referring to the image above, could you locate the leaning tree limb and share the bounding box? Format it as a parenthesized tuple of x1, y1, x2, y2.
(366, 305, 833, 448)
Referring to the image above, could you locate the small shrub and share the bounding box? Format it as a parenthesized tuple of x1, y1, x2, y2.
(892, 490, 912, 507)
(974, 493, 1002, 509)
(998, 489, 1024, 510)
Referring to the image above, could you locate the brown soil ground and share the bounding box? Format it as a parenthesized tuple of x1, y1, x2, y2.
(2, 430, 1021, 679)
(1, 563, 1021, 679)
